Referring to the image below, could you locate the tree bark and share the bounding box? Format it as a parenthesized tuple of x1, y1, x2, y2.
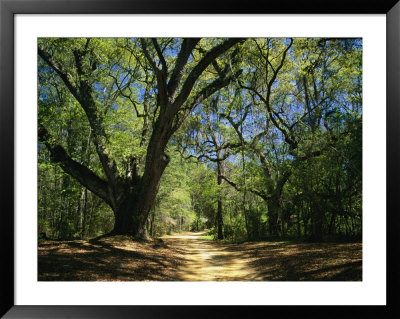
(216, 161, 224, 240)
(81, 188, 88, 238)
(268, 196, 280, 236)
(39, 38, 244, 239)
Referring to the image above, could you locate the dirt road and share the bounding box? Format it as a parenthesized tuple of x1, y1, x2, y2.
(38, 231, 362, 281)
(163, 231, 257, 281)
(162, 230, 362, 281)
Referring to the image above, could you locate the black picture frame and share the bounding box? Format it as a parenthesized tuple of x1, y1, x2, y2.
(1, 0, 399, 318)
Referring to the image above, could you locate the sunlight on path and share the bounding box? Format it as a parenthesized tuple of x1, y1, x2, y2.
(163, 231, 259, 281)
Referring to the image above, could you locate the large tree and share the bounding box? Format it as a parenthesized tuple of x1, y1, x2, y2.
(38, 38, 244, 238)
(193, 38, 362, 239)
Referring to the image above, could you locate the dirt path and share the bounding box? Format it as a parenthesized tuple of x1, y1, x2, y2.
(38, 231, 362, 281)
(162, 231, 258, 281)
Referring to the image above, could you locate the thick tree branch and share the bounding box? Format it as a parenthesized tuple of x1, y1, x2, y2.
(140, 39, 168, 107)
(167, 38, 201, 98)
(172, 38, 245, 109)
(38, 124, 111, 206)
(39, 46, 121, 190)
(38, 47, 80, 102)
(171, 69, 243, 134)
(259, 152, 272, 178)
(151, 38, 168, 77)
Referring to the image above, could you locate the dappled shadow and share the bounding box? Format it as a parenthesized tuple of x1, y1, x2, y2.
(163, 232, 362, 281)
(163, 232, 260, 281)
(221, 241, 362, 281)
(38, 232, 362, 281)
(38, 238, 186, 281)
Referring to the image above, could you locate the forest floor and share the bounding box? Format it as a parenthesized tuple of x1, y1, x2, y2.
(38, 230, 362, 281)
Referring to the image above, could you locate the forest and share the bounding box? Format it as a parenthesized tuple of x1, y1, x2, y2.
(38, 38, 362, 281)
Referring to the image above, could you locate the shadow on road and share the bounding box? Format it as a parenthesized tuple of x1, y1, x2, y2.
(38, 238, 186, 281)
(38, 231, 362, 281)
(163, 231, 362, 281)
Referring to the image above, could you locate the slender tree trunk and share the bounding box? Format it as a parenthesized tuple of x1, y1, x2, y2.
(303, 205, 309, 237)
(149, 210, 154, 237)
(76, 189, 83, 235)
(81, 188, 88, 238)
(241, 143, 250, 240)
(297, 203, 301, 237)
(216, 161, 224, 240)
(328, 212, 337, 235)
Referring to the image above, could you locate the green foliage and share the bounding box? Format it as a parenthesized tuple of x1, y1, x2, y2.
(38, 146, 114, 240)
(150, 156, 198, 236)
(38, 37, 362, 242)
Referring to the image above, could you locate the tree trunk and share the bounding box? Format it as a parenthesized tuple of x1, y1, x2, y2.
(216, 161, 224, 240)
(39, 39, 244, 241)
(110, 118, 171, 239)
(328, 212, 337, 235)
(216, 197, 223, 239)
(111, 194, 151, 240)
(268, 210, 279, 236)
(149, 210, 154, 237)
(297, 203, 301, 237)
(111, 198, 136, 235)
(81, 188, 88, 238)
(268, 196, 280, 236)
(76, 188, 86, 236)
(310, 205, 323, 242)
(241, 145, 251, 240)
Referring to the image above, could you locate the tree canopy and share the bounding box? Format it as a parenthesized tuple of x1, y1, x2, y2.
(38, 37, 362, 242)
